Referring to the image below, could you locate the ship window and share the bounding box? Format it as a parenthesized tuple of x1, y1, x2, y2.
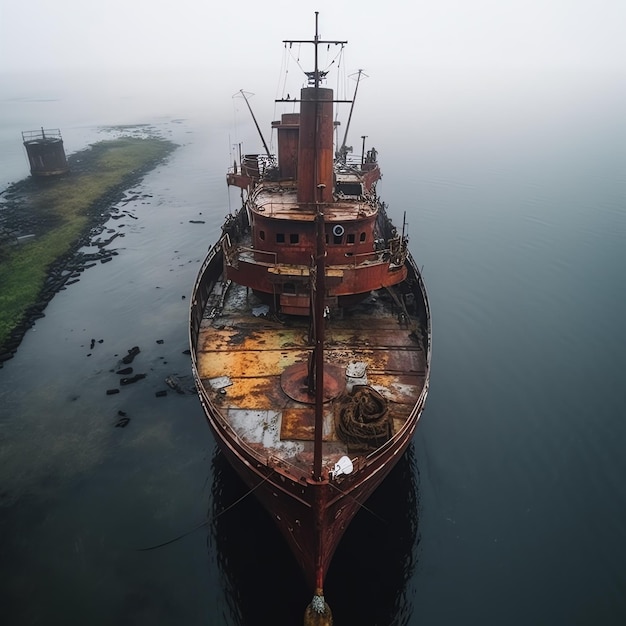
(276, 233, 285, 243)
(290, 233, 299, 244)
(333, 233, 343, 244)
(336, 181, 363, 196)
(347, 233, 355, 244)
(283, 282, 296, 294)
(360, 232, 366, 242)
(259, 230, 265, 240)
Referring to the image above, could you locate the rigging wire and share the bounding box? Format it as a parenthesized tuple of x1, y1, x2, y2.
(272, 44, 292, 152)
(283, 41, 344, 88)
(231, 96, 240, 156)
(328, 480, 388, 524)
(137, 518, 210, 551)
(334, 44, 346, 131)
(284, 41, 305, 82)
(136, 472, 275, 551)
(321, 44, 344, 79)
(213, 470, 275, 519)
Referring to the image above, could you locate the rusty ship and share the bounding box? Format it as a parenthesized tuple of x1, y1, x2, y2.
(189, 13, 431, 623)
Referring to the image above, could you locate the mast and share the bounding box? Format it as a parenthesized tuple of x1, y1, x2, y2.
(280, 13, 348, 205)
(278, 15, 349, 485)
(313, 183, 326, 481)
(311, 11, 325, 482)
(308, 18, 332, 623)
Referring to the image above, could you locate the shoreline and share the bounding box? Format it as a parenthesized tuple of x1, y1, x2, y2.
(0, 135, 178, 364)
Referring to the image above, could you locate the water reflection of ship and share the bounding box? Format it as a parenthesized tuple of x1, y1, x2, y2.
(209, 444, 420, 625)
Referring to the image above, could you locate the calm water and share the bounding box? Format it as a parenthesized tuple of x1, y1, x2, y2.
(1, 68, 625, 625)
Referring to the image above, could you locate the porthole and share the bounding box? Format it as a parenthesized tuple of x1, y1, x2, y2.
(332, 224, 345, 237)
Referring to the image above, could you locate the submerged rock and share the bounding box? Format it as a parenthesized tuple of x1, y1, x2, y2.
(121, 346, 140, 364)
(120, 373, 146, 385)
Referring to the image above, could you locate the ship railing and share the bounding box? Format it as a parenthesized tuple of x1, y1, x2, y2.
(238, 245, 277, 264)
(225, 242, 399, 272)
(223, 239, 278, 267)
(364, 254, 432, 463)
(189, 234, 227, 354)
(189, 240, 285, 468)
(268, 455, 310, 482)
(227, 154, 278, 182)
(341, 240, 406, 269)
(342, 249, 388, 267)
(22, 128, 63, 143)
(250, 198, 285, 217)
(336, 153, 377, 170)
(363, 380, 429, 464)
(221, 233, 236, 266)
(223, 233, 405, 273)
(268, 453, 366, 484)
(195, 381, 273, 464)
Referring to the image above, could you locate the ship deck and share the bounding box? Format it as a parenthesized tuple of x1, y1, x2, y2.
(252, 187, 376, 220)
(196, 280, 427, 476)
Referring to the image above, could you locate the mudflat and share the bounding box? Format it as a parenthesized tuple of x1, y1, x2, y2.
(0, 136, 177, 360)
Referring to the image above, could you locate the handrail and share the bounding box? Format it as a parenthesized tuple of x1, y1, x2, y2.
(342, 249, 385, 267)
(233, 245, 278, 264)
(22, 128, 63, 142)
(188, 239, 271, 467)
(364, 252, 432, 462)
(227, 238, 399, 271)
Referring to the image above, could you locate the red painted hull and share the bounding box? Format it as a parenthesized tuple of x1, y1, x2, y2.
(189, 16, 432, 615)
(197, 365, 422, 591)
(190, 244, 430, 594)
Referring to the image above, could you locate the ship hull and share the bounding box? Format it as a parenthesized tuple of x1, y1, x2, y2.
(190, 235, 430, 593)
(189, 17, 431, 612)
(199, 382, 421, 590)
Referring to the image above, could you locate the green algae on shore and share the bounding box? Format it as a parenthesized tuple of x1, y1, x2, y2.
(0, 136, 177, 354)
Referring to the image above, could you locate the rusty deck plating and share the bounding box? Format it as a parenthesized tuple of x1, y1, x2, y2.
(197, 279, 426, 478)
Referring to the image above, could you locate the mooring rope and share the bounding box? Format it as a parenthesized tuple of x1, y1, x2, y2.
(137, 519, 211, 552)
(213, 470, 275, 520)
(137, 471, 275, 551)
(327, 480, 387, 525)
(334, 385, 392, 448)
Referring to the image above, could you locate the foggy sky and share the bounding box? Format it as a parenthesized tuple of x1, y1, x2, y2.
(1, 0, 625, 75)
